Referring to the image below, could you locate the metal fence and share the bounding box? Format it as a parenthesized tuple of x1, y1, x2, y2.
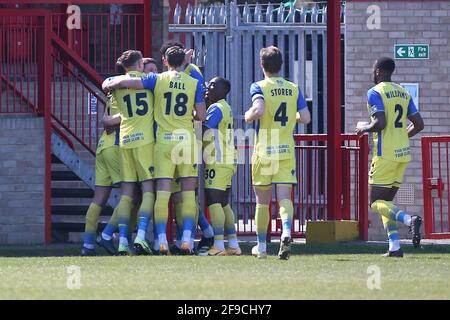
(168, 1, 367, 240)
(169, 1, 345, 133)
(422, 136, 450, 239)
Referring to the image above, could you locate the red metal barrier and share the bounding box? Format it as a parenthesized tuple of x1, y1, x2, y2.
(0, 14, 40, 113)
(422, 136, 450, 239)
(228, 134, 369, 240)
(49, 1, 152, 77)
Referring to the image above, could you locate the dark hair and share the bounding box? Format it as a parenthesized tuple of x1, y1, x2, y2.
(375, 57, 396, 74)
(216, 77, 231, 95)
(116, 50, 143, 70)
(160, 40, 184, 57)
(143, 57, 157, 66)
(260, 46, 283, 74)
(116, 61, 125, 75)
(165, 46, 185, 68)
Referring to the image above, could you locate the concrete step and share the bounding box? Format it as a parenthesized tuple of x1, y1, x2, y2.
(51, 170, 82, 181)
(52, 187, 94, 198)
(52, 205, 113, 216)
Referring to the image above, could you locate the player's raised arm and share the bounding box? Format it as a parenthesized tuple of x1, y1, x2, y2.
(406, 97, 424, 138)
(296, 87, 311, 124)
(102, 75, 144, 92)
(245, 82, 265, 123)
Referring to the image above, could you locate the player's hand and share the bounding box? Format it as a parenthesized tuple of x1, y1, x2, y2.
(103, 83, 114, 93)
(183, 49, 194, 66)
(355, 126, 366, 136)
(355, 121, 369, 136)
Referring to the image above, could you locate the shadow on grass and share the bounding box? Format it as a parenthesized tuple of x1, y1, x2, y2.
(1, 242, 450, 258)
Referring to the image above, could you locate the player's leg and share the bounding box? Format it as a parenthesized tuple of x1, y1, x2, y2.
(253, 186, 271, 259)
(276, 184, 294, 260)
(130, 144, 156, 255)
(251, 154, 272, 259)
(82, 186, 111, 256)
(179, 176, 198, 254)
(133, 180, 154, 255)
(116, 182, 136, 255)
(170, 179, 183, 253)
(82, 150, 114, 256)
(154, 143, 176, 254)
(154, 179, 172, 254)
(223, 188, 241, 255)
(273, 157, 297, 260)
(371, 166, 422, 249)
(369, 159, 409, 256)
(204, 188, 226, 255)
(115, 148, 139, 255)
(196, 196, 214, 245)
(129, 186, 142, 241)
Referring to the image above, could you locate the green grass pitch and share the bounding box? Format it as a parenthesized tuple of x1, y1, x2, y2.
(1, 242, 450, 300)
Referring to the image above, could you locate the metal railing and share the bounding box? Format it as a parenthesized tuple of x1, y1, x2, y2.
(422, 136, 450, 239)
(51, 7, 145, 78)
(169, 1, 346, 135)
(0, 14, 40, 113)
(201, 134, 369, 241)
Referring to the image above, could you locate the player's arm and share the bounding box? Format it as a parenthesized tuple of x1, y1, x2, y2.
(296, 87, 311, 124)
(103, 73, 157, 92)
(406, 98, 424, 138)
(103, 112, 121, 128)
(245, 83, 264, 123)
(355, 89, 386, 136)
(193, 80, 206, 121)
(202, 104, 223, 135)
(103, 75, 142, 92)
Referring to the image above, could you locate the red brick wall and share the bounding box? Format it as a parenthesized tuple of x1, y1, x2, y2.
(345, 1, 450, 240)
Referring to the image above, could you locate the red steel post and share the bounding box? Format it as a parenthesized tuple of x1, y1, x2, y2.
(37, 12, 53, 244)
(326, 0, 342, 220)
(359, 134, 369, 240)
(421, 137, 432, 238)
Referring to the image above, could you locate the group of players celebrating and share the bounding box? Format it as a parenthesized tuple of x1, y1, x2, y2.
(81, 39, 424, 259)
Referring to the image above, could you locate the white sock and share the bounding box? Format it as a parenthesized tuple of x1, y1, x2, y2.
(214, 240, 225, 250)
(102, 232, 112, 241)
(389, 240, 400, 252)
(403, 215, 412, 227)
(190, 238, 195, 249)
(119, 237, 128, 246)
(83, 244, 94, 249)
(182, 230, 192, 244)
(228, 238, 239, 249)
(137, 229, 146, 241)
(258, 242, 267, 252)
(153, 239, 159, 251)
(158, 233, 168, 245)
(176, 240, 182, 249)
(281, 229, 291, 240)
(202, 226, 214, 238)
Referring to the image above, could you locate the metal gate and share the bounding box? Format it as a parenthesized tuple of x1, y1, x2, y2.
(169, 1, 345, 132)
(168, 1, 368, 240)
(422, 136, 450, 239)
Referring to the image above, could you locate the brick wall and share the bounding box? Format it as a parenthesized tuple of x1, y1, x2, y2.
(0, 115, 45, 244)
(345, 1, 450, 240)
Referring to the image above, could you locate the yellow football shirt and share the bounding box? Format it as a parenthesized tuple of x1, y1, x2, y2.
(367, 82, 418, 162)
(249, 77, 307, 160)
(96, 92, 120, 154)
(113, 71, 154, 148)
(141, 70, 204, 145)
(203, 99, 236, 166)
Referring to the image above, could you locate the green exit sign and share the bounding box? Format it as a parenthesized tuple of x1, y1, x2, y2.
(395, 44, 429, 59)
